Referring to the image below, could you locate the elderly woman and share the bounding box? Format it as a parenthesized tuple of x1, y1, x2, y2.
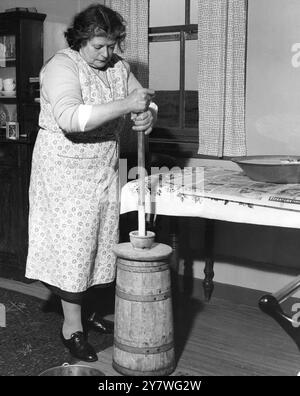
(25, 3, 157, 362)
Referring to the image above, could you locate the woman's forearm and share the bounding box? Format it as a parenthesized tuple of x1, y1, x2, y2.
(83, 87, 155, 132)
(84, 99, 130, 131)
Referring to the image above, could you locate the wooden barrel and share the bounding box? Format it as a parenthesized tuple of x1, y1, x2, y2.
(112, 242, 175, 376)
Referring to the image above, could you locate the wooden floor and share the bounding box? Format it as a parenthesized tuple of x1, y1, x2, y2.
(1, 278, 299, 376)
(81, 296, 300, 376)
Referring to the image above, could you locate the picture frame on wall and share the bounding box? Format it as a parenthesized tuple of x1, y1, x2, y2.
(6, 121, 19, 140)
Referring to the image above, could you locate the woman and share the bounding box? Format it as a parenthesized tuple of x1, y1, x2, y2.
(25, 3, 157, 362)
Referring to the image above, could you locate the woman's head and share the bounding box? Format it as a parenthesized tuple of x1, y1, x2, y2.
(64, 4, 126, 52)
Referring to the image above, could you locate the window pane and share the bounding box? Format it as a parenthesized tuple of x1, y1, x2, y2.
(190, 0, 198, 24)
(150, 42, 180, 90)
(150, 41, 180, 127)
(150, 0, 185, 27)
(185, 40, 197, 90)
(185, 39, 198, 128)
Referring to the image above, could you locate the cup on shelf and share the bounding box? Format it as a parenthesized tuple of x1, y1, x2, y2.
(3, 78, 16, 92)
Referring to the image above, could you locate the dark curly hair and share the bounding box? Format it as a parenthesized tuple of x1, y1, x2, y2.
(64, 3, 126, 51)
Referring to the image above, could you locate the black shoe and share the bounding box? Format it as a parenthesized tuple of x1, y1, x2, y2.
(86, 312, 114, 334)
(60, 330, 98, 362)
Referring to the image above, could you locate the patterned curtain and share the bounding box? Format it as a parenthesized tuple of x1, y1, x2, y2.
(104, 0, 149, 154)
(198, 0, 247, 157)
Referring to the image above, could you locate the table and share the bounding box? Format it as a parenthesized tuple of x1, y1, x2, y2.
(120, 164, 300, 299)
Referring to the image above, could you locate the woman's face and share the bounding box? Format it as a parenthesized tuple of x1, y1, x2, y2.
(79, 36, 116, 69)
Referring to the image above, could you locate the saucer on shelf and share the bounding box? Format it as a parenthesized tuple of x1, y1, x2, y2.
(1, 91, 16, 97)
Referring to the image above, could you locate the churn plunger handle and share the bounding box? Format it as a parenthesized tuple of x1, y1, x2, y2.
(137, 129, 146, 237)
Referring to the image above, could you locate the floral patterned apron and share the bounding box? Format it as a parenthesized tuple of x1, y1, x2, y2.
(26, 49, 128, 292)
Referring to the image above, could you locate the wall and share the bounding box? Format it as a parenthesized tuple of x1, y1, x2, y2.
(246, 0, 300, 155)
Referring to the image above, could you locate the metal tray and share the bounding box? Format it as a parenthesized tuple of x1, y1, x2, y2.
(231, 155, 300, 184)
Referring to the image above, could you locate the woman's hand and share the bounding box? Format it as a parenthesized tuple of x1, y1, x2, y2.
(126, 88, 155, 114)
(131, 108, 157, 135)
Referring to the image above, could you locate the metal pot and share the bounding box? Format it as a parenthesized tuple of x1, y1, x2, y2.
(39, 362, 105, 376)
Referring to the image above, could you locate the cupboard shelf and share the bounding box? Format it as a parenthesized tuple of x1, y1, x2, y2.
(0, 97, 17, 103)
(0, 10, 46, 281)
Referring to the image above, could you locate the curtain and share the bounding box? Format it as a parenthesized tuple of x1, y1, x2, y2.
(104, 0, 149, 154)
(198, 0, 247, 157)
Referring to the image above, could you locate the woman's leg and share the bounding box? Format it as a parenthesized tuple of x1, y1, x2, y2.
(82, 283, 115, 318)
(60, 298, 98, 361)
(61, 299, 83, 339)
(81, 284, 114, 334)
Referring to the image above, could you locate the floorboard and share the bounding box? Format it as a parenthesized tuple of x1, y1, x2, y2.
(78, 296, 300, 376)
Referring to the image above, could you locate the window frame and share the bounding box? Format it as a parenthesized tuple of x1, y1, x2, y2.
(148, 0, 199, 157)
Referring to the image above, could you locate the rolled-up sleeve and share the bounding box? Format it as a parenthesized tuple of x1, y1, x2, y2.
(42, 53, 87, 133)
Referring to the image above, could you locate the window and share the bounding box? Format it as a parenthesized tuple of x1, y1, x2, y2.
(149, 0, 198, 157)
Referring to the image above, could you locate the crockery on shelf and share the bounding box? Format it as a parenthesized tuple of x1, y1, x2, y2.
(1, 90, 15, 97)
(0, 103, 9, 127)
(3, 78, 16, 92)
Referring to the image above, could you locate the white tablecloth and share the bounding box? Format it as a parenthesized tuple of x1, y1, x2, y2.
(120, 166, 300, 229)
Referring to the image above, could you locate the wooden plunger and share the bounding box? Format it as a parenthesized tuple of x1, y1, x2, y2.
(129, 129, 155, 248)
(138, 130, 146, 237)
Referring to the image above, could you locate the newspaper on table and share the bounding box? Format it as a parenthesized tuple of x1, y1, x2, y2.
(136, 166, 300, 212)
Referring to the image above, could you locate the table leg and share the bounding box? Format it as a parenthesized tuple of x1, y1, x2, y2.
(182, 219, 193, 297)
(203, 219, 215, 301)
(169, 217, 179, 273)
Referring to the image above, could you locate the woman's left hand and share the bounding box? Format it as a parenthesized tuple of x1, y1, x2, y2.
(131, 108, 156, 135)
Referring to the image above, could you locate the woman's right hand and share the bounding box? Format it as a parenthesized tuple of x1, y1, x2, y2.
(125, 88, 155, 113)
